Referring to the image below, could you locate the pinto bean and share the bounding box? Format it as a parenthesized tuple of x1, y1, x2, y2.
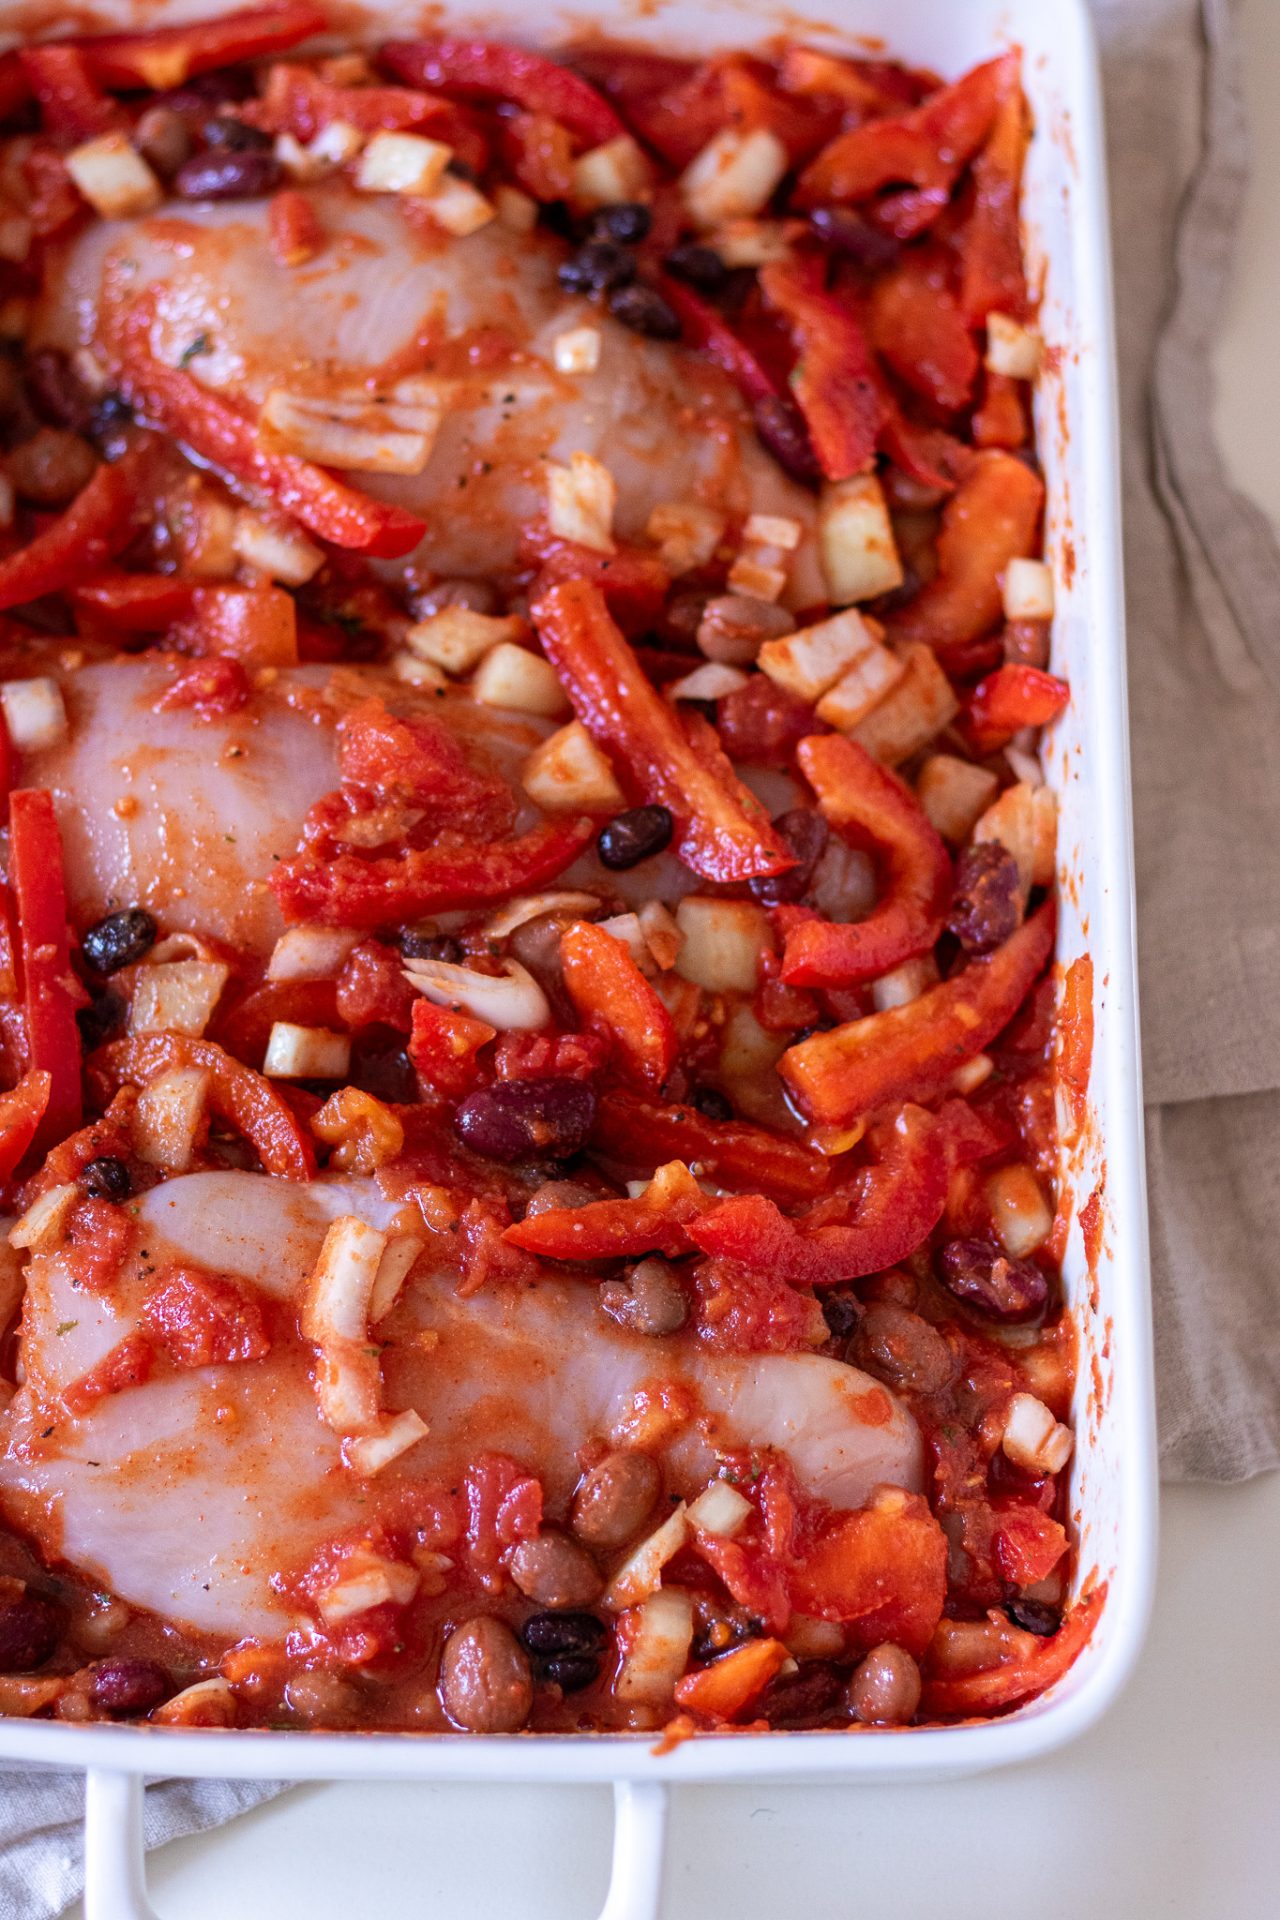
(508, 1531, 602, 1609)
(852, 1302, 956, 1396)
(599, 1257, 689, 1336)
(947, 841, 1023, 954)
(570, 1450, 661, 1551)
(283, 1669, 362, 1722)
(438, 1617, 533, 1732)
(134, 105, 192, 177)
(847, 1643, 921, 1725)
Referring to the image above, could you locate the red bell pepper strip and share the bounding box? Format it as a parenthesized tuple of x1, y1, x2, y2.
(532, 580, 796, 886)
(0, 453, 143, 613)
(338, 697, 513, 829)
(962, 664, 1070, 753)
(559, 919, 677, 1093)
(788, 1490, 949, 1653)
(9, 790, 82, 1150)
(868, 245, 980, 414)
(408, 998, 496, 1101)
(593, 1087, 830, 1204)
(657, 275, 783, 410)
(958, 67, 1030, 326)
(674, 1636, 792, 1723)
(381, 38, 623, 147)
(242, 63, 449, 141)
(0, 706, 12, 816)
(0, 1070, 52, 1184)
(793, 53, 1012, 221)
(519, 523, 670, 638)
(877, 381, 976, 493)
(70, 4, 327, 92)
(272, 816, 597, 928)
(921, 1586, 1104, 1717)
(758, 261, 882, 481)
(778, 734, 953, 989)
(505, 1159, 710, 1260)
(90, 1034, 316, 1180)
(19, 47, 121, 141)
(687, 1104, 947, 1285)
(0, 51, 31, 124)
(72, 571, 198, 633)
(781, 901, 1055, 1128)
(116, 307, 426, 560)
(889, 451, 1044, 660)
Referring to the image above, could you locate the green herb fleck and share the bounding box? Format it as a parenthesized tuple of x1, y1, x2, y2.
(179, 333, 212, 369)
(55, 1320, 78, 1336)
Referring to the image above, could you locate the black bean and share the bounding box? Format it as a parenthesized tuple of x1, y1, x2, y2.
(24, 348, 95, 433)
(201, 114, 273, 152)
(519, 1611, 607, 1657)
(691, 1085, 733, 1122)
(947, 841, 1021, 955)
(596, 805, 673, 870)
(88, 392, 134, 440)
(821, 1288, 860, 1342)
(748, 807, 830, 907)
(607, 283, 681, 340)
(77, 990, 126, 1051)
(1006, 1598, 1062, 1637)
(88, 1656, 170, 1716)
(173, 149, 281, 201)
(81, 1156, 131, 1202)
(752, 394, 821, 483)
(81, 909, 157, 976)
(0, 1590, 59, 1670)
(558, 239, 636, 295)
(757, 1660, 843, 1728)
(936, 1238, 1049, 1324)
(399, 931, 463, 964)
(454, 1076, 596, 1163)
(590, 203, 651, 245)
(808, 206, 900, 270)
(663, 242, 729, 292)
(542, 1651, 600, 1692)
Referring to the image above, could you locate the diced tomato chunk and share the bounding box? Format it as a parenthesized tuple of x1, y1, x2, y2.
(143, 1265, 270, 1369)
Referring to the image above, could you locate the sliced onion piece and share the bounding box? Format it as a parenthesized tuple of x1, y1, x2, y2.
(403, 956, 550, 1032)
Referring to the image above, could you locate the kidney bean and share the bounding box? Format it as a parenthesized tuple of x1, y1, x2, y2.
(664, 242, 729, 292)
(947, 842, 1023, 954)
(590, 203, 651, 245)
(438, 1617, 533, 1733)
(936, 1238, 1049, 1323)
(543, 1651, 599, 1692)
(8, 429, 98, 508)
(847, 1643, 921, 1725)
(1005, 1598, 1062, 1637)
(508, 1531, 603, 1609)
(88, 1657, 169, 1717)
(523, 1179, 600, 1218)
(80, 1156, 132, 1202)
(852, 1302, 956, 1396)
(600, 1257, 689, 1336)
(202, 115, 273, 152)
(0, 1589, 59, 1671)
(597, 805, 673, 870)
(134, 105, 192, 177)
(758, 1660, 844, 1729)
(156, 68, 254, 115)
(174, 149, 281, 201)
(749, 808, 829, 907)
(752, 394, 821, 482)
(520, 1611, 608, 1658)
(23, 349, 95, 433)
(608, 282, 682, 340)
(570, 1450, 661, 1551)
(82, 908, 158, 976)
(454, 1077, 596, 1163)
(558, 239, 636, 295)
(697, 593, 795, 666)
(808, 206, 900, 270)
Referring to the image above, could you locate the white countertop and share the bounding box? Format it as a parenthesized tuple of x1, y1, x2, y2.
(70, 2, 1280, 1912)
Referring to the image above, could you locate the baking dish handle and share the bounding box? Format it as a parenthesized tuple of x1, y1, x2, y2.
(83, 1770, 670, 1920)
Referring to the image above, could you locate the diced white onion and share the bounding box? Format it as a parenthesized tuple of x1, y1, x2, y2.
(974, 781, 1057, 891)
(985, 313, 1043, 381)
(814, 635, 905, 733)
(680, 126, 787, 229)
(391, 650, 448, 691)
(675, 897, 772, 993)
(637, 900, 683, 971)
(952, 1053, 995, 1096)
(915, 754, 1001, 843)
(645, 500, 726, 576)
(709, 218, 790, 266)
(818, 474, 904, 605)
(266, 927, 360, 984)
(405, 607, 524, 674)
(743, 513, 802, 551)
(1002, 556, 1055, 622)
(470, 641, 568, 717)
(592, 912, 651, 972)
(494, 183, 537, 232)
(233, 511, 323, 586)
(133, 1066, 210, 1172)
(129, 960, 230, 1039)
(257, 384, 443, 475)
(871, 955, 939, 1012)
(686, 1480, 753, 1538)
(758, 606, 881, 703)
(483, 891, 601, 941)
(571, 135, 653, 209)
(403, 956, 550, 1032)
(521, 719, 623, 812)
(65, 133, 162, 218)
(985, 1163, 1054, 1257)
(552, 324, 602, 375)
(546, 452, 617, 554)
(0, 677, 67, 752)
(666, 661, 750, 703)
(9, 1183, 77, 1253)
(355, 130, 452, 197)
(368, 1234, 425, 1324)
(613, 1588, 695, 1705)
(1002, 1392, 1074, 1475)
(262, 1022, 351, 1079)
(851, 643, 959, 765)
(726, 553, 786, 601)
(421, 174, 495, 236)
(343, 1408, 429, 1476)
(315, 1550, 420, 1625)
(602, 1501, 690, 1611)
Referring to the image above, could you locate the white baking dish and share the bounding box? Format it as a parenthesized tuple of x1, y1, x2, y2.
(0, 2, 1157, 1914)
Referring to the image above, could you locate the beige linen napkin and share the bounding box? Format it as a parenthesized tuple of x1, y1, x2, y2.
(2, 0, 1277, 1913)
